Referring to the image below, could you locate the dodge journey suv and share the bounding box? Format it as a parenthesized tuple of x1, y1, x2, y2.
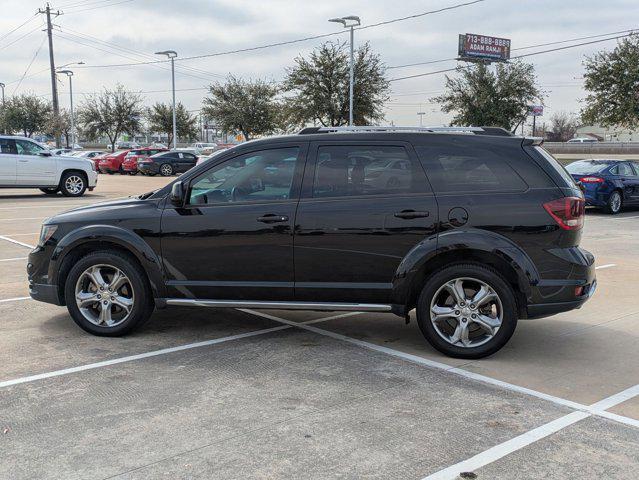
(27, 126, 596, 358)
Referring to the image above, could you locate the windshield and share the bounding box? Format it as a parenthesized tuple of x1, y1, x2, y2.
(566, 160, 612, 174)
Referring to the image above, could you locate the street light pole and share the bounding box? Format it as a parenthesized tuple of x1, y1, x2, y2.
(58, 70, 75, 148)
(417, 111, 425, 127)
(155, 50, 178, 149)
(329, 15, 360, 126)
(0, 82, 5, 134)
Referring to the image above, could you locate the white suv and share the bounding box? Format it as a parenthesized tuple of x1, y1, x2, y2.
(0, 136, 98, 197)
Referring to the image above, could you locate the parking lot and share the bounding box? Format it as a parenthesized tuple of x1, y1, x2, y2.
(0, 174, 637, 479)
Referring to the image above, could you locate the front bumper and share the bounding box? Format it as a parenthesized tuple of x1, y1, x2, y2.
(29, 282, 63, 306)
(87, 169, 98, 187)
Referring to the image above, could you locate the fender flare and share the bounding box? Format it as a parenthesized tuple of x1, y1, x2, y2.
(392, 229, 540, 306)
(49, 225, 165, 298)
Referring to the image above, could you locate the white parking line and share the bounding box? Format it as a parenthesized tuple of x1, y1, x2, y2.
(0, 235, 35, 249)
(0, 232, 39, 237)
(0, 311, 360, 389)
(422, 411, 590, 480)
(0, 297, 31, 304)
(614, 215, 639, 220)
(595, 264, 616, 270)
(423, 383, 639, 480)
(0, 217, 47, 222)
(0, 201, 90, 210)
(0, 257, 27, 262)
(241, 309, 639, 429)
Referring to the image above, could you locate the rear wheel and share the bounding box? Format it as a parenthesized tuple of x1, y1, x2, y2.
(604, 190, 622, 214)
(40, 187, 59, 195)
(416, 263, 518, 359)
(60, 172, 87, 197)
(160, 163, 173, 176)
(64, 251, 154, 336)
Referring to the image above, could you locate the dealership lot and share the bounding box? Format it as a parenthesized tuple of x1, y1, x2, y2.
(0, 175, 637, 479)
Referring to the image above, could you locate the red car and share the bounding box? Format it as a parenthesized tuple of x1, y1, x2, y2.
(98, 150, 131, 174)
(122, 147, 169, 175)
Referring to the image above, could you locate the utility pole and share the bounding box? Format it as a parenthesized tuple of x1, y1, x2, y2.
(38, 3, 62, 147)
(0, 83, 5, 134)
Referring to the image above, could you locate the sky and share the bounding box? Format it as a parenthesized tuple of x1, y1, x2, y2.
(1, 0, 638, 132)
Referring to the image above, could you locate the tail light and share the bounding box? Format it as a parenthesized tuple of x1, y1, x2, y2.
(579, 176, 604, 183)
(543, 197, 585, 230)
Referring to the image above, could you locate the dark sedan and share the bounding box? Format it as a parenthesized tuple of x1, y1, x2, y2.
(137, 151, 199, 176)
(566, 159, 639, 214)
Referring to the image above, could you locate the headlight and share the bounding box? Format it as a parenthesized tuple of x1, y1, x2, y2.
(38, 224, 58, 246)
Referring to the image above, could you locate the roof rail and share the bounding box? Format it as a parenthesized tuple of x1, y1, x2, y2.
(305, 125, 485, 134)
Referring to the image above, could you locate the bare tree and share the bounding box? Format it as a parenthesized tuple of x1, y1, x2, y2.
(547, 112, 580, 142)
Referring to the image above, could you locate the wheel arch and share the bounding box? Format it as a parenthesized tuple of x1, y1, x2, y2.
(393, 229, 539, 317)
(50, 225, 165, 305)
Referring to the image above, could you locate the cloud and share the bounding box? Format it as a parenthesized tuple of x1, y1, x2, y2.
(1, 0, 637, 127)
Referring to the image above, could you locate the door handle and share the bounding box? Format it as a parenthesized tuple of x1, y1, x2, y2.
(257, 214, 289, 223)
(394, 210, 429, 219)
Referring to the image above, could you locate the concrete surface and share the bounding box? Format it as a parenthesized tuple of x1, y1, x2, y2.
(0, 174, 637, 479)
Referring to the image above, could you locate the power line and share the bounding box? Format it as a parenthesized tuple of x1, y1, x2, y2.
(358, 0, 485, 30)
(388, 32, 636, 82)
(62, 0, 134, 14)
(54, 25, 226, 80)
(12, 37, 47, 95)
(0, 22, 44, 51)
(0, 13, 38, 43)
(71, 0, 488, 69)
(386, 28, 638, 70)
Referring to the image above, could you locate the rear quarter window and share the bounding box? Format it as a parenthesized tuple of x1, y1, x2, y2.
(416, 145, 528, 193)
(533, 146, 576, 187)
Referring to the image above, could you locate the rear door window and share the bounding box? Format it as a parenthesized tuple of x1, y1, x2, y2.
(612, 163, 634, 176)
(312, 145, 429, 198)
(416, 145, 527, 193)
(0, 138, 17, 154)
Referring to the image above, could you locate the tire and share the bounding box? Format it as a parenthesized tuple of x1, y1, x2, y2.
(160, 163, 173, 176)
(604, 190, 622, 214)
(59, 171, 87, 197)
(64, 250, 154, 336)
(40, 187, 59, 195)
(416, 263, 518, 359)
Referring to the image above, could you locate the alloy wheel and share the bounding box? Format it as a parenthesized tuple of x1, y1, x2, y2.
(160, 164, 172, 176)
(64, 175, 84, 195)
(429, 277, 503, 348)
(74, 264, 134, 327)
(610, 192, 622, 213)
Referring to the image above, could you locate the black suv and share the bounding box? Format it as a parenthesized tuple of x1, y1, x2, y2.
(27, 126, 596, 358)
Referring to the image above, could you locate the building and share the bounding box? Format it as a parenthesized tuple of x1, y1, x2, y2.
(575, 125, 639, 142)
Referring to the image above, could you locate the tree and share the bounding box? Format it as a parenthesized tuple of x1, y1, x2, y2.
(547, 112, 580, 142)
(146, 102, 198, 146)
(434, 61, 542, 130)
(283, 41, 389, 127)
(46, 109, 73, 147)
(1, 94, 52, 137)
(202, 76, 280, 141)
(582, 35, 639, 129)
(78, 84, 143, 152)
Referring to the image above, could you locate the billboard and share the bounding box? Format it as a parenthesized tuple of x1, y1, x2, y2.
(528, 105, 544, 116)
(458, 34, 511, 62)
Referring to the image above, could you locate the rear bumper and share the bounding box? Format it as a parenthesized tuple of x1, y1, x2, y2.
(525, 246, 596, 319)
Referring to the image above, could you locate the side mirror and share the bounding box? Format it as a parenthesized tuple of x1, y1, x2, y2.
(170, 181, 185, 207)
(38, 151, 52, 157)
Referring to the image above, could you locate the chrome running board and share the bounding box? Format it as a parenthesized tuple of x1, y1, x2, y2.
(165, 299, 392, 312)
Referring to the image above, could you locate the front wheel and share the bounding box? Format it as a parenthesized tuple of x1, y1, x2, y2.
(64, 251, 154, 336)
(60, 172, 87, 197)
(416, 263, 518, 359)
(605, 191, 622, 214)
